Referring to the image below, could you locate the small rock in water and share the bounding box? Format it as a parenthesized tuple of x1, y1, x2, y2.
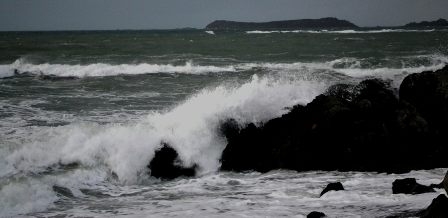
(307, 211, 326, 218)
(320, 182, 344, 197)
(148, 144, 197, 180)
(392, 178, 435, 195)
(419, 194, 448, 218)
(429, 182, 443, 189)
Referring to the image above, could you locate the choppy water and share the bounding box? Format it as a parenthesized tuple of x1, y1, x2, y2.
(1, 29, 448, 217)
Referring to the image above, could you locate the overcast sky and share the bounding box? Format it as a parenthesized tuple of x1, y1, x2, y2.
(1, 0, 447, 31)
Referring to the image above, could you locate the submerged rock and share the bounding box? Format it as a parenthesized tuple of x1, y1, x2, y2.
(392, 178, 435, 195)
(148, 144, 197, 180)
(419, 194, 448, 218)
(220, 66, 448, 173)
(320, 182, 345, 197)
(52, 185, 74, 198)
(307, 211, 327, 218)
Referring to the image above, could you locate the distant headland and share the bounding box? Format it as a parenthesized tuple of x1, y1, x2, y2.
(205, 17, 448, 30)
(205, 17, 358, 30)
(404, 18, 448, 28)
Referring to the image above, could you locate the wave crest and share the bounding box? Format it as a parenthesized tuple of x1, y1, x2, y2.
(0, 59, 236, 78)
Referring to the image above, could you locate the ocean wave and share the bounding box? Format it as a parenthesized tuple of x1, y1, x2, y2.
(1, 73, 327, 182)
(0, 74, 326, 215)
(1, 54, 447, 80)
(238, 54, 448, 87)
(2, 53, 447, 184)
(0, 59, 237, 78)
(246, 29, 438, 34)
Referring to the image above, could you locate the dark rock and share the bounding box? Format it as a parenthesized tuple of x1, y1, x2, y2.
(429, 182, 443, 189)
(404, 18, 448, 28)
(400, 66, 448, 132)
(392, 178, 435, 195)
(219, 118, 241, 140)
(206, 17, 358, 30)
(307, 211, 326, 218)
(220, 66, 448, 174)
(419, 194, 448, 218)
(148, 144, 197, 180)
(320, 182, 345, 197)
(444, 171, 448, 195)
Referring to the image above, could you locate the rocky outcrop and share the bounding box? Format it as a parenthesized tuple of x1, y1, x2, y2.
(419, 194, 448, 218)
(307, 211, 327, 218)
(220, 66, 448, 173)
(404, 18, 448, 28)
(392, 178, 435, 195)
(206, 17, 358, 30)
(148, 144, 197, 180)
(320, 182, 345, 197)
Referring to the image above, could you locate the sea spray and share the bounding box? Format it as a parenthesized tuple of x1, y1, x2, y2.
(2, 73, 327, 185)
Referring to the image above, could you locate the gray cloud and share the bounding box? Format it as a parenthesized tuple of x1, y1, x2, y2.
(0, 0, 447, 31)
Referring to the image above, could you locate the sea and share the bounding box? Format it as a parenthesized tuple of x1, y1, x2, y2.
(0, 29, 447, 217)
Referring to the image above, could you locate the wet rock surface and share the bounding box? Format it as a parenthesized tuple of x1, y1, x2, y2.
(320, 182, 345, 197)
(148, 144, 197, 180)
(419, 194, 448, 218)
(392, 178, 435, 195)
(220, 66, 448, 173)
(307, 211, 327, 218)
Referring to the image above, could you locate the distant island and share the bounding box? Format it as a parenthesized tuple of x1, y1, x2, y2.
(205, 17, 358, 30)
(404, 18, 448, 28)
(205, 17, 448, 31)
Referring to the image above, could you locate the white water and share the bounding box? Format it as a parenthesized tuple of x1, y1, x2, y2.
(1, 169, 446, 217)
(0, 72, 328, 216)
(1, 55, 447, 83)
(0, 59, 237, 78)
(1, 54, 448, 217)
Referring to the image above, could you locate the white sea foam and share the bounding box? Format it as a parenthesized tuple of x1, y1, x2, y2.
(1, 55, 447, 81)
(0, 72, 327, 215)
(0, 180, 58, 217)
(0, 59, 236, 78)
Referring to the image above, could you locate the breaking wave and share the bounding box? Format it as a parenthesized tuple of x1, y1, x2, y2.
(0, 59, 237, 78)
(1, 54, 447, 83)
